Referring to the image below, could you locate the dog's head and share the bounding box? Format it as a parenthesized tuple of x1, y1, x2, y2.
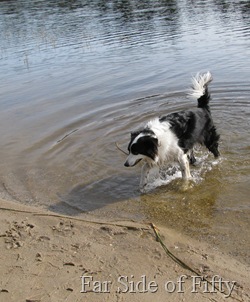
(124, 130, 159, 167)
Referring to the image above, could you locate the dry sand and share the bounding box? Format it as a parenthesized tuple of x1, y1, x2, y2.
(0, 198, 249, 302)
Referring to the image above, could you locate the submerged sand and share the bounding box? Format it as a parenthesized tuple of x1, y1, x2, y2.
(0, 198, 249, 302)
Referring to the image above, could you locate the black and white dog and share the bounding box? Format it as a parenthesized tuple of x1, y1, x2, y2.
(124, 72, 220, 190)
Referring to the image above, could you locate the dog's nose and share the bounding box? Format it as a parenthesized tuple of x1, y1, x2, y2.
(124, 161, 129, 167)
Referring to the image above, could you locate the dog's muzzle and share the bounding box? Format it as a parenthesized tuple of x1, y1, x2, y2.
(124, 158, 142, 167)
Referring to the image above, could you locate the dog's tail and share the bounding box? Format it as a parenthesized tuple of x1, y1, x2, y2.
(189, 71, 213, 109)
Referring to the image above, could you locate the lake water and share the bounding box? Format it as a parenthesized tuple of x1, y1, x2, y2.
(0, 0, 250, 264)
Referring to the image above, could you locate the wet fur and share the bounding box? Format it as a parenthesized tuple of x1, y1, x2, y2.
(124, 72, 220, 190)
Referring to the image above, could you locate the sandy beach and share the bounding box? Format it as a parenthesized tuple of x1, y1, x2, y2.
(0, 198, 249, 302)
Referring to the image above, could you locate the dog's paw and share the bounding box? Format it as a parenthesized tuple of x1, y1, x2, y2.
(139, 184, 148, 193)
(139, 183, 149, 194)
(180, 178, 195, 191)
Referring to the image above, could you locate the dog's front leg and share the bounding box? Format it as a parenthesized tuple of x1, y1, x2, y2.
(140, 163, 150, 191)
(178, 153, 191, 179)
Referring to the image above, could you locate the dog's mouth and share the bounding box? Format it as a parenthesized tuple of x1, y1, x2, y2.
(124, 158, 142, 167)
(132, 158, 142, 166)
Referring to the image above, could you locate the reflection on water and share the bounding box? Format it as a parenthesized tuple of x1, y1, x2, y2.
(0, 0, 250, 264)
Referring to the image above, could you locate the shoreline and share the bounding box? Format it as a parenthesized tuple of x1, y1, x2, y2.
(0, 198, 249, 302)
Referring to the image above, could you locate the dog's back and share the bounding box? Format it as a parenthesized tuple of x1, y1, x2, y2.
(159, 72, 220, 157)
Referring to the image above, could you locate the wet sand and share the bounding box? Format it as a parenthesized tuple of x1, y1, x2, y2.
(0, 198, 249, 302)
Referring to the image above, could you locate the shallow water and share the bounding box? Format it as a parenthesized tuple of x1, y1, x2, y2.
(0, 0, 250, 264)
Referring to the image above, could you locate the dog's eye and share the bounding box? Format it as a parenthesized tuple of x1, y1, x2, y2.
(131, 145, 139, 155)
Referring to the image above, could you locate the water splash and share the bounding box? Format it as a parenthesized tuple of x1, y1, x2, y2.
(141, 149, 223, 193)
